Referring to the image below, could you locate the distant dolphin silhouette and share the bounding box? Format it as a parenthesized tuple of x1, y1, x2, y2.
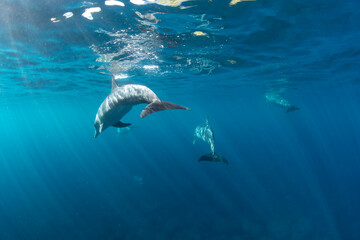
(94, 76, 190, 137)
(193, 117, 215, 154)
(198, 153, 228, 164)
(265, 93, 299, 113)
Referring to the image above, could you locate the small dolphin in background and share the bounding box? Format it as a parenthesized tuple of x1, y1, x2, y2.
(193, 117, 215, 154)
(94, 76, 190, 137)
(265, 93, 299, 113)
(193, 117, 228, 164)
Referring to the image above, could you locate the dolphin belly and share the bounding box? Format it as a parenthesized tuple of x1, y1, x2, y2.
(103, 104, 132, 126)
(94, 102, 132, 137)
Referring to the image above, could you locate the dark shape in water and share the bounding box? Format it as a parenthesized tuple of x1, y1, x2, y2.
(286, 105, 300, 113)
(198, 153, 228, 164)
(112, 121, 131, 128)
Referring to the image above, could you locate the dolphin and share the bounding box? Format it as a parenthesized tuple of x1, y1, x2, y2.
(265, 93, 299, 113)
(198, 153, 228, 164)
(193, 117, 228, 164)
(94, 76, 190, 137)
(193, 117, 215, 154)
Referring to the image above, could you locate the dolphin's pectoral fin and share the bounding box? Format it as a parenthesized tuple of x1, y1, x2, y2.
(140, 101, 190, 118)
(112, 121, 132, 128)
(286, 105, 300, 113)
(94, 123, 104, 138)
(111, 75, 120, 92)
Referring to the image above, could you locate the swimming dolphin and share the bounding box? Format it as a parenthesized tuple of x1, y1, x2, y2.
(193, 117, 228, 164)
(198, 153, 228, 164)
(265, 93, 299, 113)
(193, 117, 215, 154)
(94, 76, 190, 137)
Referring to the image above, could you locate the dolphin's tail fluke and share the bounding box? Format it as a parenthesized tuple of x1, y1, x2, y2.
(198, 153, 228, 164)
(140, 100, 190, 118)
(286, 105, 300, 113)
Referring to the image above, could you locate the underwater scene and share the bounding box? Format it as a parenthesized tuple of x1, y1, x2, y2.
(1, 0, 360, 239)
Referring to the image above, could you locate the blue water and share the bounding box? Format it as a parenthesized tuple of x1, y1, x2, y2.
(1, 0, 360, 239)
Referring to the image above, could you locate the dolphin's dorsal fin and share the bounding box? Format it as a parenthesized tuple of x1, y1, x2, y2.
(99, 72, 119, 92)
(111, 76, 119, 92)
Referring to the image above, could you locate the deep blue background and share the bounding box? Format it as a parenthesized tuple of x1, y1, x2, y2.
(1, 0, 360, 239)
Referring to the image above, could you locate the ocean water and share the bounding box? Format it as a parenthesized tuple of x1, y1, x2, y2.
(1, 0, 360, 239)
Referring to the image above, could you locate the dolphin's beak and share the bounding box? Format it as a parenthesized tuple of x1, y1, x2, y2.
(94, 122, 103, 138)
(94, 125, 100, 138)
